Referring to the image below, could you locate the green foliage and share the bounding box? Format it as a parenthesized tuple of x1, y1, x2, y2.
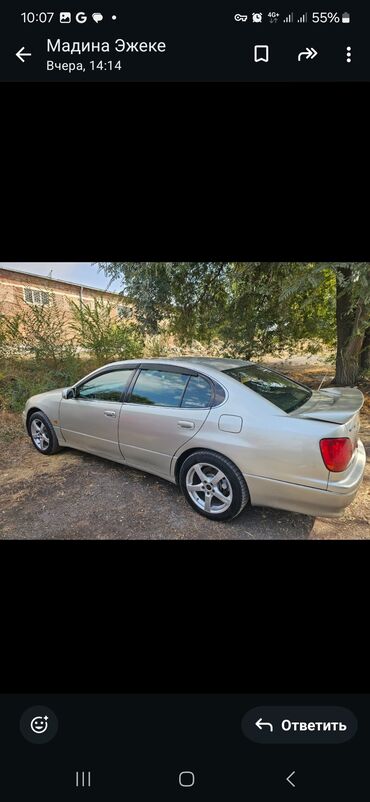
(99, 262, 337, 357)
(333, 262, 370, 318)
(98, 262, 173, 333)
(0, 297, 93, 412)
(68, 296, 144, 362)
(99, 261, 370, 383)
(0, 357, 100, 414)
(98, 262, 230, 338)
(1, 264, 368, 412)
(1, 295, 78, 366)
(0, 294, 144, 414)
(0, 312, 24, 358)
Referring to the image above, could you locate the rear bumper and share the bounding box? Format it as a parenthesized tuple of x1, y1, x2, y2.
(244, 442, 366, 518)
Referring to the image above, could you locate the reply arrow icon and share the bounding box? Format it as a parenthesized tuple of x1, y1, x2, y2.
(255, 717, 273, 731)
(16, 47, 32, 62)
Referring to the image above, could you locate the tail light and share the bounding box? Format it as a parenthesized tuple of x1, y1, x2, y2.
(319, 437, 353, 472)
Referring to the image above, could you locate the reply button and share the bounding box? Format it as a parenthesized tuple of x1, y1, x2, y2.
(241, 706, 357, 744)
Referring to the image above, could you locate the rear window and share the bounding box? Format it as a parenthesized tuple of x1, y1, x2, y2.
(181, 375, 213, 408)
(223, 365, 312, 413)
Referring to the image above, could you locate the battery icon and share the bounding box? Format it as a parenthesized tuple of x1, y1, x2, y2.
(342, 12, 350, 23)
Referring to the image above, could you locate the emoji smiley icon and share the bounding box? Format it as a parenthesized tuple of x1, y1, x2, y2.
(30, 715, 49, 734)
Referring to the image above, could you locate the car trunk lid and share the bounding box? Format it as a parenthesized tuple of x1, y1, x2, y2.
(291, 386, 363, 446)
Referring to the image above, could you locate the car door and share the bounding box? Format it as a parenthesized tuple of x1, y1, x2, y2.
(60, 368, 136, 460)
(118, 366, 213, 476)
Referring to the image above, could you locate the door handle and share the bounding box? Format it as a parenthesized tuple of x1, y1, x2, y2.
(104, 410, 116, 417)
(177, 420, 195, 429)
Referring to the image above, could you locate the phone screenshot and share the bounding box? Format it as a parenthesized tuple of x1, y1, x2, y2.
(0, 261, 368, 541)
(0, 694, 367, 800)
(1, 260, 368, 800)
(0, 2, 367, 80)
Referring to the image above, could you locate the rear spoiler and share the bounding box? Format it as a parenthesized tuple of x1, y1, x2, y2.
(291, 387, 364, 425)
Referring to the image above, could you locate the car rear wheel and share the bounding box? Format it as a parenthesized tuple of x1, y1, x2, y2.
(179, 450, 249, 521)
(28, 411, 61, 455)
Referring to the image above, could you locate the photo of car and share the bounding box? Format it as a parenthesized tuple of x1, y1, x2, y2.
(22, 357, 366, 521)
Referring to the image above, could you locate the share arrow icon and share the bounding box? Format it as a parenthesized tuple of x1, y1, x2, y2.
(298, 47, 318, 61)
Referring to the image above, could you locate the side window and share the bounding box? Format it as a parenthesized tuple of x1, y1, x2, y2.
(77, 369, 135, 402)
(181, 375, 213, 408)
(129, 369, 189, 407)
(213, 381, 226, 406)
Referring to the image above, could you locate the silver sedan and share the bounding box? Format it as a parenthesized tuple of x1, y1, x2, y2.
(22, 358, 366, 521)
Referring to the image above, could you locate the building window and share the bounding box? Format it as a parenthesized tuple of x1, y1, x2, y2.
(117, 305, 133, 319)
(23, 288, 51, 305)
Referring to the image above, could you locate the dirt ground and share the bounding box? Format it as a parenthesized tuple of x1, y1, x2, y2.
(0, 363, 369, 539)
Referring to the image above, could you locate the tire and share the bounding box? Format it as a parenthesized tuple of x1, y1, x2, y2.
(179, 450, 249, 521)
(28, 411, 61, 455)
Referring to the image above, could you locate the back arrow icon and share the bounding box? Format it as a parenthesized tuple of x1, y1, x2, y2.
(298, 47, 318, 61)
(16, 47, 32, 62)
(286, 771, 296, 788)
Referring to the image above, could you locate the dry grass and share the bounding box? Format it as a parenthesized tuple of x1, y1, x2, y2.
(0, 410, 24, 444)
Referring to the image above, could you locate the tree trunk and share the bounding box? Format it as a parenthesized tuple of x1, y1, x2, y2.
(335, 266, 365, 386)
(360, 326, 370, 372)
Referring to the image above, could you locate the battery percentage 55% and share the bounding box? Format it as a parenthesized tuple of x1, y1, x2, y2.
(312, 11, 341, 22)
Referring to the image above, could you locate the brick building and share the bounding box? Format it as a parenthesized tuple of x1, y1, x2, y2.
(0, 266, 132, 333)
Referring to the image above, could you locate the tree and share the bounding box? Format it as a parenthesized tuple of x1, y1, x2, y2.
(98, 262, 230, 338)
(283, 262, 370, 384)
(98, 262, 370, 385)
(99, 261, 336, 356)
(222, 262, 336, 358)
(333, 263, 370, 384)
(69, 296, 144, 362)
(360, 327, 370, 372)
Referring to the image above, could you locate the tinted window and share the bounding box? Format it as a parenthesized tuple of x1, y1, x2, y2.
(213, 381, 226, 406)
(223, 365, 311, 413)
(181, 375, 213, 408)
(129, 370, 189, 406)
(77, 369, 135, 402)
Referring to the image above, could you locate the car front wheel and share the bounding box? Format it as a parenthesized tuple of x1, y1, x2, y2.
(179, 450, 249, 521)
(28, 411, 61, 455)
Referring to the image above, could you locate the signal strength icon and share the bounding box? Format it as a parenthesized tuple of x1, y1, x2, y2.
(297, 12, 308, 22)
(283, 12, 293, 22)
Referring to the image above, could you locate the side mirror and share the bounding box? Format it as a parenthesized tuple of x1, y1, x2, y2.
(62, 387, 75, 399)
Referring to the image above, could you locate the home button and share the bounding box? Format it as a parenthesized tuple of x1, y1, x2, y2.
(179, 771, 195, 788)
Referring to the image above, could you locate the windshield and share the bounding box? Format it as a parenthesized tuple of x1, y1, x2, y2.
(223, 364, 312, 413)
